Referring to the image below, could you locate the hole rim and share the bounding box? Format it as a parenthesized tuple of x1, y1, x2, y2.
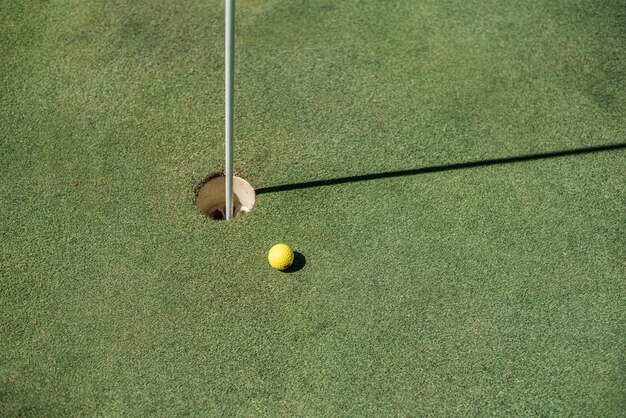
(194, 173, 256, 221)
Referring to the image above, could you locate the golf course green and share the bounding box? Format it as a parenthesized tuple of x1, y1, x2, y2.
(2, 0, 624, 415)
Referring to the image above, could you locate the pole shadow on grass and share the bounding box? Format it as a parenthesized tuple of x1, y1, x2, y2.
(284, 252, 306, 273)
(256, 142, 626, 195)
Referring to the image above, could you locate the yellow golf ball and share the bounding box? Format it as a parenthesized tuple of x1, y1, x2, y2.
(268, 244, 294, 271)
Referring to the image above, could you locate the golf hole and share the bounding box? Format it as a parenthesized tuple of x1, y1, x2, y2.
(195, 175, 255, 220)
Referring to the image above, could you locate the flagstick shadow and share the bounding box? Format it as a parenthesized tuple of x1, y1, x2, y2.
(256, 143, 626, 195)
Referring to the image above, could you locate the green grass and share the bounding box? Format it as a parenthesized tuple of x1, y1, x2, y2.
(1, 0, 625, 415)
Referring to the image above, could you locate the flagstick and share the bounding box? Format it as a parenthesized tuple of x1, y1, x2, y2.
(225, 0, 235, 220)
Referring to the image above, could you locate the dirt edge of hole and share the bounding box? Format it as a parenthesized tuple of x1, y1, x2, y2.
(194, 173, 256, 221)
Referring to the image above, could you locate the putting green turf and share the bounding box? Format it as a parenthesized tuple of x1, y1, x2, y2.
(2, 0, 625, 415)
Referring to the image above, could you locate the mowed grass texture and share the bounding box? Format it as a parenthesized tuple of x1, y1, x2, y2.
(1, 0, 625, 415)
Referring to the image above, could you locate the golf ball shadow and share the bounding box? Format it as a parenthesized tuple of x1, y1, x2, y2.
(284, 251, 306, 273)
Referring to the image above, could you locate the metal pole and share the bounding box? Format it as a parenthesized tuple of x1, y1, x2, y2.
(225, 0, 234, 220)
